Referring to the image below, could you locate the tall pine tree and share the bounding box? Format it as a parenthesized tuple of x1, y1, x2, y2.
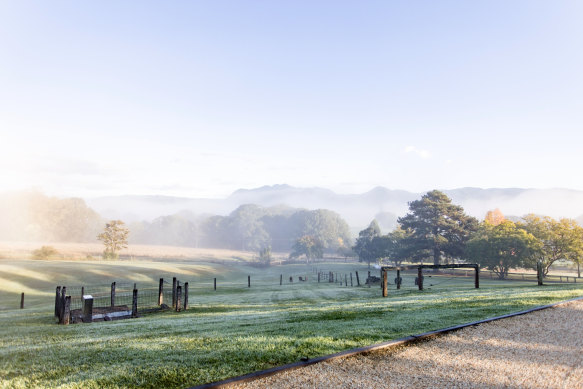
(398, 190, 478, 266)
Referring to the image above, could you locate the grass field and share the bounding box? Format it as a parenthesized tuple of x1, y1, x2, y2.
(1, 255, 583, 388)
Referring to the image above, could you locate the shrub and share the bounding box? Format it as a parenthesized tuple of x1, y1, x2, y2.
(32, 246, 59, 260)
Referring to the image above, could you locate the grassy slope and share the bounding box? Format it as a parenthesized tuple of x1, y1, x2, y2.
(1, 258, 582, 388)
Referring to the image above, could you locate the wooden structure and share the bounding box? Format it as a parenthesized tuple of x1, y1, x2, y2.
(380, 264, 480, 297)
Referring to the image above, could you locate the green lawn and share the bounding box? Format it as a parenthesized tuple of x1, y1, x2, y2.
(1, 258, 582, 388)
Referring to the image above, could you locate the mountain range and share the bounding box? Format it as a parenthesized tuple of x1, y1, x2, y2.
(85, 185, 583, 231)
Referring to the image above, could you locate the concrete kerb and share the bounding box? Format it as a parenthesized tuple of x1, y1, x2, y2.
(189, 295, 583, 389)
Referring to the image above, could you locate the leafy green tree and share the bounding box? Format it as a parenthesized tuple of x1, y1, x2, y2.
(521, 215, 582, 276)
(97, 220, 129, 259)
(225, 204, 271, 251)
(566, 224, 583, 278)
(466, 220, 540, 279)
(352, 220, 381, 268)
(290, 209, 352, 251)
(398, 190, 478, 265)
(383, 226, 416, 266)
(289, 235, 324, 263)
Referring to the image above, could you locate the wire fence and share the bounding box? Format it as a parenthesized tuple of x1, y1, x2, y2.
(52, 266, 582, 324)
(60, 270, 338, 315)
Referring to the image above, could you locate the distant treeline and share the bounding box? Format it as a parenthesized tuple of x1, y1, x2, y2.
(0, 192, 353, 253)
(129, 204, 353, 252)
(0, 191, 103, 242)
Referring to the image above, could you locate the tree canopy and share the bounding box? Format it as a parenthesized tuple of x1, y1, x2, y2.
(289, 235, 324, 262)
(466, 220, 539, 279)
(352, 219, 381, 267)
(521, 214, 583, 276)
(97, 220, 129, 259)
(398, 190, 478, 265)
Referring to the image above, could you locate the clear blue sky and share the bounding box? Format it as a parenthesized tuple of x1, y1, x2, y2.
(1, 1, 582, 198)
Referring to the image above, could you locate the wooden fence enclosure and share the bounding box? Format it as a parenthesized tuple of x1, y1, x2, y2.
(55, 277, 189, 325)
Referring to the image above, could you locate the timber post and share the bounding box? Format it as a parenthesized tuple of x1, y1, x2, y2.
(355, 271, 360, 286)
(60, 286, 67, 321)
(184, 282, 189, 310)
(418, 267, 423, 290)
(172, 277, 177, 308)
(382, 269, 388, 297)
(474, 266, 480, 288)
(61, 296, 71, 325)
(176, 285, 182, 312)
(82, 295, 93, 323)
(55, 286, 61, 317)
(158, 278, 164, 305)
(132, 287, 138, 318)
(110, 282, 116, 308)
(396, 269, 401, 290)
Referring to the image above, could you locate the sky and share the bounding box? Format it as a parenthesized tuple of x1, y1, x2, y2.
(1, 1, 582, 199)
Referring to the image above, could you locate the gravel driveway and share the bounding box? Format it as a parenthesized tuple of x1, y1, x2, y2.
(232, 300, 583, 388)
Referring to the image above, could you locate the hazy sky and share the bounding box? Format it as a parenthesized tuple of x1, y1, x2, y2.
(1, 1, 582, 198)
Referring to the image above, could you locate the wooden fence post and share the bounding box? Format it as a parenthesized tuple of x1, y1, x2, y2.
(350, 273, 353, 287)
(355, 271, 360, 286)
(158, 278, 164, 305)
(184, 282, 189, 310)
(55, 286, 61, 317)
(214, 278, 217, 291)
(474, 266, 480, 288)
(61, 296, 71, 325)
(20, 293, 24, 309)
(396, 269, 401, 290)
(132, 288, 138, 318)
(172, 277, 177, 308)
(248, 275, 251, 288)
(60, 286, 67, 321)
(382, 269, 388, 297)
(82, 295, 93, 323)
(345, 274, 348, 287)
(368, 271, 371, 288)
(111, 282, 116, 308)
(176, 285, 182, 312)
(418, 267, 423, 290)
(318, 272, 320, 283)
(81, 286, 84, 302)
(280, 274, 283, 285)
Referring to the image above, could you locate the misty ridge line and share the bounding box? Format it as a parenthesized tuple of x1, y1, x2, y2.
(85, 185, 583, 225)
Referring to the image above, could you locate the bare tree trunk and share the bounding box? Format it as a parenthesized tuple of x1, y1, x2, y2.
(433, 248, 441, 268)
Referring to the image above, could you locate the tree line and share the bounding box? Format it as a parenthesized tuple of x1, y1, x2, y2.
(353, 190, 583, 278)
(131, 204, 353, 254)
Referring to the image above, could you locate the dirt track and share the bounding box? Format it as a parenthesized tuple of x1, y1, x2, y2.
(233, 300, 583, 388)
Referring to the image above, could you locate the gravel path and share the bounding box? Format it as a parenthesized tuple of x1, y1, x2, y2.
(233, 300, 583, 388)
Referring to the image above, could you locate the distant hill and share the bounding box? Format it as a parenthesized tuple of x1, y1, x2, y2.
(86, 186, 583, 231)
